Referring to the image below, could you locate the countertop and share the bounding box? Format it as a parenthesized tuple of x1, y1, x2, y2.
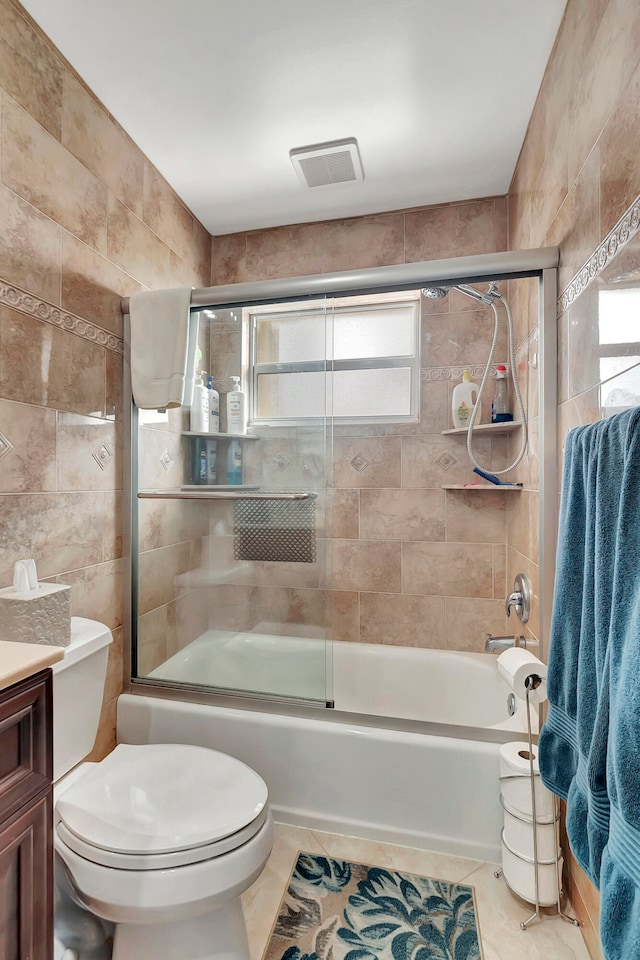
(0, 641, 64, 690)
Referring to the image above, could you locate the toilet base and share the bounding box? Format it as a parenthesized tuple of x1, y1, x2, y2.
(113, 897, 250, 960)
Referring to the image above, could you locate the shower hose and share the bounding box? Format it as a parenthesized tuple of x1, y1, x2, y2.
(466, 294, 528, 475)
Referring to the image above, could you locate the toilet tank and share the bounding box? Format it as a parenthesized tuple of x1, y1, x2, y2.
(52, 617, 113, 783)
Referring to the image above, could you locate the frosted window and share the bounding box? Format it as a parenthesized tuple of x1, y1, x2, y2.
(333, 368, 412, 417)
(256, 313, 326, 363)
(256, 372, 326, 419)
(333, 307, 415, 359)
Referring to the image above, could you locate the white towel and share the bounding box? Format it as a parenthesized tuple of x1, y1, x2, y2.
(129, 287, 193, 409)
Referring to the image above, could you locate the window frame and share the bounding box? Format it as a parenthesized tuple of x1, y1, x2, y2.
(247, 292, 421, 426)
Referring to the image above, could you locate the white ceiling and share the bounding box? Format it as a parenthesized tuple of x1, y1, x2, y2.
(20, 0, 566, 236)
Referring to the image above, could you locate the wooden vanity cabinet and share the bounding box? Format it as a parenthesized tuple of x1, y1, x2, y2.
(0, 669, 53, 960)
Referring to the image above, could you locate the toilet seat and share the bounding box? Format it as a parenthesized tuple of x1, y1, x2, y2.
(55, 742, 268, 868)
(57, 806, 269, 869)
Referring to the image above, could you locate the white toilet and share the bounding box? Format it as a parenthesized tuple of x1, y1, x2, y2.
(52, 618, 273, 960)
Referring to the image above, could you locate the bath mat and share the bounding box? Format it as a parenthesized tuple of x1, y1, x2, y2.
(262, 852, 482, 960)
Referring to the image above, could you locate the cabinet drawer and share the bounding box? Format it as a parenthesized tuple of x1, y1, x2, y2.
(0, 671, 51, 822)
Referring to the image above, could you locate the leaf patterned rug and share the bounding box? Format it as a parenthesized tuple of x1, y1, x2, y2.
(262, 852, 483, 960)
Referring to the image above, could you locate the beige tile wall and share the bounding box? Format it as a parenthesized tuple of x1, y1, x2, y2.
(508, 0, 640, 954)
(0, 0, 211, 761)
(210, 200, 516, 651)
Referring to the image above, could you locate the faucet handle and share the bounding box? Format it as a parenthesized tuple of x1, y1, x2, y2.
(505, 573, 530, 623)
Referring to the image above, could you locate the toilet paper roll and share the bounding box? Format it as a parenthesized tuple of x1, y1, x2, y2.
(497, 647, 547, 704)
(500, 741, 556, 821)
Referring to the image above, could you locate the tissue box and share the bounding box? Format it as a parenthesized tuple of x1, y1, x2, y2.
(0, 583, 71, 646)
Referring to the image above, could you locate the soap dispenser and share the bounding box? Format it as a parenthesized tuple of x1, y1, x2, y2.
(189, 371, 209, 433)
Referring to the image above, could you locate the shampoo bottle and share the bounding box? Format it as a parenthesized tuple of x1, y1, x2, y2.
(451, 369, 481, 428)
(189, 371, 209, 433)
(227, 439, 242, 485)
(226, 376, 247, 434)
(207, 376, 220, 433)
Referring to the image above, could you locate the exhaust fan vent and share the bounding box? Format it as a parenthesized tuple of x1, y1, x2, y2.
(290, 138, 364, 188)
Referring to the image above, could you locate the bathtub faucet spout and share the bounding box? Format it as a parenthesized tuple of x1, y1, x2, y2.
(484, 634, 527, 653)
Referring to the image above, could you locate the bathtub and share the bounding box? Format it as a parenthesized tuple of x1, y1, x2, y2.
(148, 629, 530, 731)
(123, 636, 535, 862)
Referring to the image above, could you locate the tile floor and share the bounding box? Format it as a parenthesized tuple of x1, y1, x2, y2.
(242, 822, 591, 960)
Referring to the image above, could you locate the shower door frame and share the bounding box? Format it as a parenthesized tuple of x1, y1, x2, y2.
(122, 247, 559, 721)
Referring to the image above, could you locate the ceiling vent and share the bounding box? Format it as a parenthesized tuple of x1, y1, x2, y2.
(290, 138, 364, 188)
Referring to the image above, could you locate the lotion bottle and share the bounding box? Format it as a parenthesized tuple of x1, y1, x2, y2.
(451, 369, 481, 428)
(226, 376, 247, 434)
(189, 371, 209, 433)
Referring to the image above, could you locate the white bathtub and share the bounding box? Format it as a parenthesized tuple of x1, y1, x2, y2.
(148, 630, 530, 732)
(134, 634, 537, 861)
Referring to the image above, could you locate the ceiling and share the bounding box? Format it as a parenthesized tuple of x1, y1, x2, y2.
(20, 0, 567, 236)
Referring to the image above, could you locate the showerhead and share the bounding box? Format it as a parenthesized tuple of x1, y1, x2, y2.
(422, 285, 451, 300)
(421, 282, 500, 307)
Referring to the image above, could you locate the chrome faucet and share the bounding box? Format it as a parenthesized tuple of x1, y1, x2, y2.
(484, 634, 527, 653)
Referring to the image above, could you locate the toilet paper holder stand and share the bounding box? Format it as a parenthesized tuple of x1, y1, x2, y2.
(494, 677, 580, 931)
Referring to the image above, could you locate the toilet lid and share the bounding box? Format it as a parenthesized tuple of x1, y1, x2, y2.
(55, 743, 268, 854)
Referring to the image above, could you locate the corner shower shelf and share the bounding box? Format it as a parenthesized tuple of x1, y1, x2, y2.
(441, 484, 522, 491)
(441, 421, 522, 436)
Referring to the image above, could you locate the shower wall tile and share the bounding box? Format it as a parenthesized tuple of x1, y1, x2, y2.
(63, 74, 144, 218)
(137, 541, 194, 615)
(245, 222, 326, 281)
(62, 233, 140, 339)
(332, 437, 401, 488)
(0, 0, 64, 139)
(402, 542, 493, 599)
(102, 490, 123, 562)
(331, 591, 359, 643)
(360, 488, 445, 542)
(0, 397, 56, 492)
(2, 95, 108, 253)
(211, 232, 248, 285)
(56, 413, 121, 492)
(106, 194, 172, 288)
(281, 588, 329, 636)
(207, 584, 284, 634)
(444, 489, 507, 545)
(144, 163, 210, 274)
(137, 604, 168, 675)
(325, 488, 359, 540)
(54, 558, 123, 631)
(320, 213, 404, 273)
(0, 182, 62, 302)
(401, 435, 491, 489)
(359, 593, 445, 648)
(330, 540, 402, 594)
(444, 598, 507, 652)
(421, 306, 497, 368)
(599, 58, 640, 237)
(0, 306, 106, 416)
(0, 492, 105, 585)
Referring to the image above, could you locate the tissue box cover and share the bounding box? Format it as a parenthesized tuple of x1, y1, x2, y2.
(0, 583, 71, 646)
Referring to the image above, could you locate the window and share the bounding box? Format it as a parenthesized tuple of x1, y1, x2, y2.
(249, 291, 420, 424)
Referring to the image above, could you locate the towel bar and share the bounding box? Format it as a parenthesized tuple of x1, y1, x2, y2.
(138, 490, 317, 501)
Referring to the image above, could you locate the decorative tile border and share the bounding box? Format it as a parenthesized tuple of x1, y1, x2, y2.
(0, 278, 124, 354)
(559, 193, 640, 314)
(421, 364, 498, 381)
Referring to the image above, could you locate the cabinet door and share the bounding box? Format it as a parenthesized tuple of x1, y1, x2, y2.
(0, 671, 51, 824)
(0, 792, 52, 960)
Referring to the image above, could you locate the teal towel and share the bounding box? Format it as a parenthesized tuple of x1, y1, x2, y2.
(599, 409, 640, 959)
(539, 408, 640, 890)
